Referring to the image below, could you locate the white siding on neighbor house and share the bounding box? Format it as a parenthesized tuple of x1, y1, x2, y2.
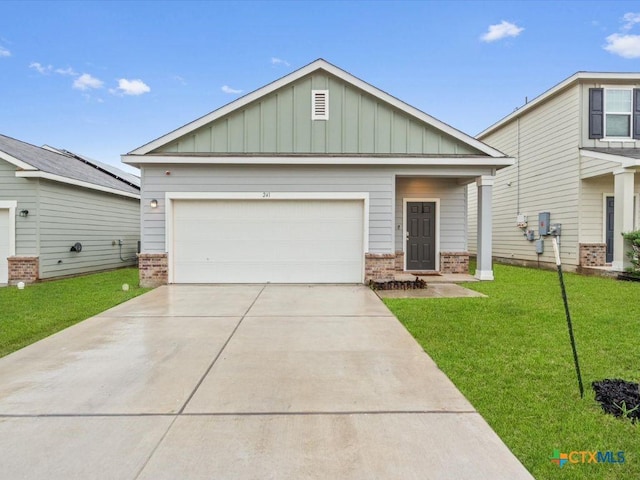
(142, 165, 395, 254)
(395, 177, 467, 253)
(37, 180, 139, 279)
(0, 159, 39, 256)
(473, 85, 581, 266)
(580, 176, 614, 244)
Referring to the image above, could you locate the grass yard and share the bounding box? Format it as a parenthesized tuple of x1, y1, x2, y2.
(0, 268, 150, 358)
(385, 264, 640, 480)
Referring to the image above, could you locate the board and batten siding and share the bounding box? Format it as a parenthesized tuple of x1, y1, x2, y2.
(142, 165, 395, 254)
(0, 159, 39, 255)
(395, 177, 467, 252)
(37, 180, 139, 279)
(153, 73, 482, 156)
(472, 85, 581, 266)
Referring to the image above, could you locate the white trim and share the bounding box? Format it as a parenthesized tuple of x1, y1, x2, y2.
(0, 151, 37, 171)
(402, 198, 440, 272)
(0, 200, 17, 261)
(123, 154, 515, 167)
(165, 192, 370, 284)
(15, 171, 140, 199)
(579, 149, 640, 168)
(476, 175, 495, 187)
(127, 59, 505, 158)
(478, 72, 640, 139)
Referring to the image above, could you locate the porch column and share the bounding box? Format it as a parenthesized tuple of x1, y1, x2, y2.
(475, 175, 495, 281)
(612, 168, 635, 271)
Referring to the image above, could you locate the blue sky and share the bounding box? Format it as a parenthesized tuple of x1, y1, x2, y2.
(2, 1, 640, 173)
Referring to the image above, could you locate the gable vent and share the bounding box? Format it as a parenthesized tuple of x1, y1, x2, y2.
(312, 90, 329, 120)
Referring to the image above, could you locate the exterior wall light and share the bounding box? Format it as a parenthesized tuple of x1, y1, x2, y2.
(150, 199, 158, 208)
(19, 209, 29, 217)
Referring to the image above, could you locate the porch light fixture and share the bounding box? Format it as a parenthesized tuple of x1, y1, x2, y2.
(19, 209, 29, 217)
(150, 199, 158, 209)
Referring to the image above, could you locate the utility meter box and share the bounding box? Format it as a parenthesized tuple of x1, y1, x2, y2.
(538, 212, 551, 236)
(535, 238, 544, 254)
(516, 214, 528, 228)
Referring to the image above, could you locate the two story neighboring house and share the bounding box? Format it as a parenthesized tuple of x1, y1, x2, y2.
(468, 72, 640, 272)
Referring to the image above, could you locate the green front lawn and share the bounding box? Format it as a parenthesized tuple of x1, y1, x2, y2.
(0, 268, 150, 357)
(385, 264, 639, 480)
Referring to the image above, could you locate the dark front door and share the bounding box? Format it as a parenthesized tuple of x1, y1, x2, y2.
(406, 202, 436, 270)
(606, 196, 614, 263)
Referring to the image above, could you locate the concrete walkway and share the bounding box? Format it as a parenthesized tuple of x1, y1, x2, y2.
(0, 285, 533, 479)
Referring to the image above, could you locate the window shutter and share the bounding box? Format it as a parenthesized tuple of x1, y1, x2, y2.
(312, 90, 329, 120)
(633, 89, 640, 139)
(589, 88, 604, 139)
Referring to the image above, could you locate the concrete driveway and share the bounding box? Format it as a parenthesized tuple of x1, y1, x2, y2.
(0, 285, 533, 479)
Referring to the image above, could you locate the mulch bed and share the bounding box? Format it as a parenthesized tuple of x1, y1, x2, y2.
(369, 277, 427, 290)
(592, 379, 640, 423)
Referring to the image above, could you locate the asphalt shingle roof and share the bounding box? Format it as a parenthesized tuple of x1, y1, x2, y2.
(581, 147, 640, 160)
(0, 134, 139, 195)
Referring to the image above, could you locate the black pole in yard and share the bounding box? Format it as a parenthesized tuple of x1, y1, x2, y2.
(551, 236, 584, 398)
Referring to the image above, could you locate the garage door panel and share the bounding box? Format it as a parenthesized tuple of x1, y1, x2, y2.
(172, 199, 364, 283)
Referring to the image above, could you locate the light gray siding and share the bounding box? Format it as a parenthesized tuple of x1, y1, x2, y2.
(474, 85, 581, 266)
(154, 73, 482, 156)
(37, 181, 139, 279)
(395, 177, 467, 253)
(142, 165, 395, 254)
(0, 159, 39, 255)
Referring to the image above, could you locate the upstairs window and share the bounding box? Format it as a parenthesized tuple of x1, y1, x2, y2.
(589, 87, 640, 140)
(605, 89, 632, 137)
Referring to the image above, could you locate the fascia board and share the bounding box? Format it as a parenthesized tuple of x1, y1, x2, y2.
(122, 154, 514, 168)
(15, 171, 141, 199)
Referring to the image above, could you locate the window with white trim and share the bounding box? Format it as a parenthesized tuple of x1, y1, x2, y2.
(605, 88, 632, 138)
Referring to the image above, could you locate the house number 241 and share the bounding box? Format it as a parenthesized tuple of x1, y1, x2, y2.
(262, 192, 271, 198)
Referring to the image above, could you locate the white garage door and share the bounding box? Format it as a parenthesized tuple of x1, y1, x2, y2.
(171, 199, 364, 283)
(0, 209, 9, 284)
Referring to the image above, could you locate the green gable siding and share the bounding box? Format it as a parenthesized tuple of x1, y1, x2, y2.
(154, 73, 481, 156)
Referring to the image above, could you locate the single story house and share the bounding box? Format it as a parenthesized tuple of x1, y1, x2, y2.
(123, 59, 513, 287)
(0, 134, 141, 284)
(469, 72, 640, 272)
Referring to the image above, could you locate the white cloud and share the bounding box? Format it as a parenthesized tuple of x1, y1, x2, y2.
(481, 21, 524, 42)
(114, 78, 151, 96)
(73, 73, 104, 90)
(0, 46, 10, 57)
(622, 12, 640, 30)
(271, 57, 290, 67)
(55, 67, 77, 76)
(29, 62, 53, 74)
(221, 85, 242, 94)
(604, 33, 640, 58)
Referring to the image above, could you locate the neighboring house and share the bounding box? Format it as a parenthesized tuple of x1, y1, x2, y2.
(0, 134, 141, 284)
(468, 72, 640, 272)
(123, 59, 512, 287)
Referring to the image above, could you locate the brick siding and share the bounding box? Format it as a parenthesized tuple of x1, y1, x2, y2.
(440, 252, 470, 274)
(579, 243, 606, 267)
(364, 253, 396, 281)
(139, 253, 168, 287)
(8, 256, 39, 284)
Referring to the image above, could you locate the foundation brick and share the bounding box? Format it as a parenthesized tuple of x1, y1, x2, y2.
(138, 253, 168, 287)
(440, 252, 470, 274)
(579, 243, 606, 267)
(365, 253, 396, 281)
(8, 256, 39, 284)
